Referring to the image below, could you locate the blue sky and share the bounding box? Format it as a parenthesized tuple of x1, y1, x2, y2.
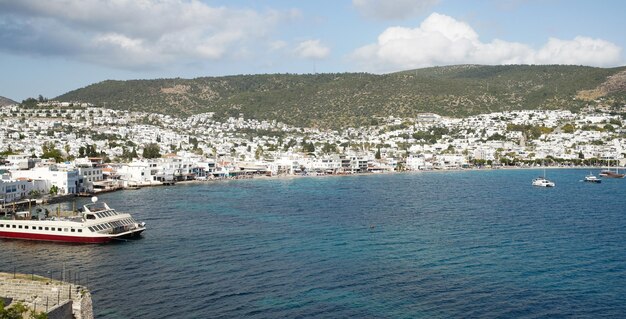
(1, 0, 624, 101)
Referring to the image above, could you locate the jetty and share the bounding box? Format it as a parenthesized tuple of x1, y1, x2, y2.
(0, 272, 93, 319)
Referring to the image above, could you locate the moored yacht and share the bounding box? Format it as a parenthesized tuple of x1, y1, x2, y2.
(0, 197, 145, 243)
(599, 159, 625, 178)
(532, 166, 555, 187)
(599, 170, 625, 178)
(584, 173, 601, 183)
(532, 177, 555, 187)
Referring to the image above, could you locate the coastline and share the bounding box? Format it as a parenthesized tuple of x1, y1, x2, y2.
(14, 164, 619, 206)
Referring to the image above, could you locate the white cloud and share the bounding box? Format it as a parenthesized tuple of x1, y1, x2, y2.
(535, 36, 622, 66)
(352, 0, 438, 20)
(0, 0, 298, 69)
(269, 40, 288, 51)
(294, 40, 330, 60)
(351, 12, 623, 72)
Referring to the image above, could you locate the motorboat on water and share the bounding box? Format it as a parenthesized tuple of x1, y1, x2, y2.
(584, 173, 602, 183)
(0, 197, 145, 243)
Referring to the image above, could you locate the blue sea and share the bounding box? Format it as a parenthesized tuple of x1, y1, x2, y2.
(2, 169, 626, 318)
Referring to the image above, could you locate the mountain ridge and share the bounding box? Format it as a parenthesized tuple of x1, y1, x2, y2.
(0, 96, 17, 106)
(55, 64, 626, 128)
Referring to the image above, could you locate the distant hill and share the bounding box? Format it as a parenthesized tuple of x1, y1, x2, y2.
(56, 65, 626, 128)
(0, 96, 17, 106)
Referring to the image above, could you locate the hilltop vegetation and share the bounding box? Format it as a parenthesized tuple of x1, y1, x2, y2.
(56, 65, 626, 128)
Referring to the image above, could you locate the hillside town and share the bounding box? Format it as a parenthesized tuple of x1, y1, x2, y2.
(0, 101, 624, 205)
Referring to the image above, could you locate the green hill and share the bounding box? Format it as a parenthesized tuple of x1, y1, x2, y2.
(56, 65, 626, 128)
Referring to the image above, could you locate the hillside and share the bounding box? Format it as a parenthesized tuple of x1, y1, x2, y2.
(0, 96, 17, 106)
(56, 65, 626, 128)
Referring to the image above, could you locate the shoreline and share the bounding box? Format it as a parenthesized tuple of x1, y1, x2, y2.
(11, 165, 619, 206)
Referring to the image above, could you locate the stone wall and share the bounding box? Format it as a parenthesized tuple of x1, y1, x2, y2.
(0, 272, 94, 319)
(47, 301, 73, 319)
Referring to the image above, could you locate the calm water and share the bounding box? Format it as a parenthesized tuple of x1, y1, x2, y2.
(2, 169, 626, 318)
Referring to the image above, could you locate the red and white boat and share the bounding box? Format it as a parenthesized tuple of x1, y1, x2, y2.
(0, 197, 146, 243)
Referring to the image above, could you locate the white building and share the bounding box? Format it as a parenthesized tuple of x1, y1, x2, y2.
(9, 165, 80, 195)
(116, 160, 164, 186)
(0, 175, 32, 204)
(406, 154, 428, 171)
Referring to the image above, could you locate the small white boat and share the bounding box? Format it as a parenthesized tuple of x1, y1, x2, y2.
(584, 173, 601, 183)
(532, 177, 555, 187)
(532, 166, 555, 187)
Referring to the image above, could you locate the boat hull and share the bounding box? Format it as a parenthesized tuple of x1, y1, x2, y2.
(0, 231, 112, 243)
(599, 172, 625, 178)
(0, 228, 145, 244)
(584, 179, 601, 183)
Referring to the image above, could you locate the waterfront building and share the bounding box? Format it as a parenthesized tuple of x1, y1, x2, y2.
(406, 154, 427, 171)
(116, 160, 163, 186)
(9, 165, 79, 195)
(0, 175, 32, 204)
(74, 158, 104, 192)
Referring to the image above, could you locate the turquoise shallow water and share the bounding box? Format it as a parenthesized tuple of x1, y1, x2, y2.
(2, 169, 626, 318)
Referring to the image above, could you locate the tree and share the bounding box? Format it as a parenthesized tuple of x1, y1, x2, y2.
(21, 97, 37, 108)
(0, 300, 26, 319)
(375, 147, 381, 159)
(85, 144, 98, 157)
(283, 139, 297, 151)
(0, 145, 16, 156)
(321, 143, 337, 154)
(189, 137, 199, 149)
(255, 146, 264, 160)
(562, 123, 575, 134)
(28, 190, 42, 199)
(301, 141, 315, 153)
(142, 143, 161, 159)
(41, 142, 64, 163)
(0, 299, 48, 319)
(49, 185, 59, 195)
(64, 144, 74, 161)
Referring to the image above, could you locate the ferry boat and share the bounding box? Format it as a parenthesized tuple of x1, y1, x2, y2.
(0, 197, 146, 243)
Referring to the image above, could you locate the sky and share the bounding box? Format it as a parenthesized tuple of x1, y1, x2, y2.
(0, 0, 625, 101)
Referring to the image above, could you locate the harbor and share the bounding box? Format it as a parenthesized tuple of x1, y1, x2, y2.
(2, 169, 626, 318)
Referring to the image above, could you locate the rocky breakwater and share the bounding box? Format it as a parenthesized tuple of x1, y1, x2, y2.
(0, 272, 93, 319)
